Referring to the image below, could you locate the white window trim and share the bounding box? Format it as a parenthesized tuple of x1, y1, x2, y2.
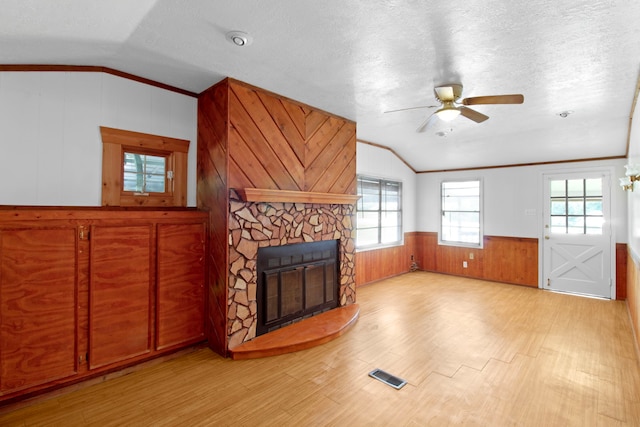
(438, 178, 484, 249)
(356, 175, 404, 250)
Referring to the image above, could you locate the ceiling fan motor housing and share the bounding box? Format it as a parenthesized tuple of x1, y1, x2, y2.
(434, 84, 463, 102)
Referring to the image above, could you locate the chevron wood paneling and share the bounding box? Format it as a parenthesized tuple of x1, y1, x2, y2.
(305, 116, 356, 194)
(224, 79, 356, 195)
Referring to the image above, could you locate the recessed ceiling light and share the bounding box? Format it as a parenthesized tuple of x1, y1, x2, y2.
(226, 31, 252, 47)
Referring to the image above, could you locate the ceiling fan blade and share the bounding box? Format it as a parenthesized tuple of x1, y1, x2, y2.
(384, 105, 438, 114)
(416, 113, 437, 133)
(434, 86, 455, 102)
(462, 94, 524, 105)
(459, 106, 489, 123)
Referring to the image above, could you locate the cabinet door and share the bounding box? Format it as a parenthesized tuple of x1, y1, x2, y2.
(89, 225, 152, 369)
(0, 228, 77, 394)
(156, 223, 205, 350)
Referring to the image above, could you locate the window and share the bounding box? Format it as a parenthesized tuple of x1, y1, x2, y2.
(356, 176, 402, 248)
(123, 152, 168, 193)
(549, 178, 603, 234)
(100, 127, 189, 207)
(440, 180, 482, 247)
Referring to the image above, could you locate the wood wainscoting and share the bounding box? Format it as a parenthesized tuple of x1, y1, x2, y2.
(618, 243, 628, 300)
(357, 233, 629, 296)
(356, 232, 538, 287)
(414, 232, 538, 287)
(355, 233, 418, 286)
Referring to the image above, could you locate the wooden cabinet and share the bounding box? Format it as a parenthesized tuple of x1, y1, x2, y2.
(89, 225, 153, 369)
(0, 228, 78, 394)
(156, 223, 205, 350)
(0, 208, 207, 402)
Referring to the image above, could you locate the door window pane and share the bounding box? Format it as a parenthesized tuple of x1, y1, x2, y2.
(551, 200, 566, 215)
(567, 199, 584, 215)
(567, 216, 585, 234)
(567, 179, 583, 197)
(549, 178, 603, 235)
(550, 216, 566, 234)
(585, 178, 602, 196)
(550, 180, 566, 197)
(585, 199, 602, 216)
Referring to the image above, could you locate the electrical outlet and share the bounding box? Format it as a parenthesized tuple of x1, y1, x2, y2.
(463, 261, 468, 268)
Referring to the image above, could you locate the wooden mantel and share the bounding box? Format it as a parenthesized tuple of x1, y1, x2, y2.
(236, 188, 360, 205)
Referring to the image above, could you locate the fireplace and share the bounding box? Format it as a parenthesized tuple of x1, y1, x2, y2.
(256, 240, 338, 336)
(227, 189, 356, 349)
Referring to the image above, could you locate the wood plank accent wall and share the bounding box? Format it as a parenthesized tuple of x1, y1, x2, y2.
(197, 81, 230, 357)
(226, 79, 356, 195)
(355, 232, 539, 288)
(197, 78, 357, 356)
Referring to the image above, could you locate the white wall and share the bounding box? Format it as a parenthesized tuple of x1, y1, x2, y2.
(417, 159, 628, 242)
(628, 101, 640, 259)
(356, 142, 417, 232)
(0, 72, 198, 207)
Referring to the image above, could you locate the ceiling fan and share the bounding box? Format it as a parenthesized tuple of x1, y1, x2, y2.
(385, 84, 524, 132)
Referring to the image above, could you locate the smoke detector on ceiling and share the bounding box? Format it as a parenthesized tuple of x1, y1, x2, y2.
(226, 31, 253, 47)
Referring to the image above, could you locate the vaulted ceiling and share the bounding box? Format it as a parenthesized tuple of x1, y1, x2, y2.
(2, 1, 639, 171)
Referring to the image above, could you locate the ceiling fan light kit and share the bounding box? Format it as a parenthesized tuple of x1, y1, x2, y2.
(385, 83, 524, 132)
(435, 104, 460, 122)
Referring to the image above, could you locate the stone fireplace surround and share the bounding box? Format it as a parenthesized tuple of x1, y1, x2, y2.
(227, 189, 356, 349)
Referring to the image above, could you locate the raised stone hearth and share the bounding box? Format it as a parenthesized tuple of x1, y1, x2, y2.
(227, 189, 356, 349)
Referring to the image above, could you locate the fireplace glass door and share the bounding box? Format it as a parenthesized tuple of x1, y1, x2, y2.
(257, 240, 338, 335)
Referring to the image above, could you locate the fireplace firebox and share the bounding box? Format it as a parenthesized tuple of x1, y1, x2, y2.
(256, 240, 338, 336)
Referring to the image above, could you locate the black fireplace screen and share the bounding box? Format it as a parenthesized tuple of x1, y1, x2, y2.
(257, 240, 338, 336)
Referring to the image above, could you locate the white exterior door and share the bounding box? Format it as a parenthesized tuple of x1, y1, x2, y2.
(542, 171, 612, 298)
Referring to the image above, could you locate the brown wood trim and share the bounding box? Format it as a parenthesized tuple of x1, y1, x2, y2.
(0, 207, 207, 223)
(357, 139, 417, 173)
(236, 188, 360, 204)
(0, 65, 198, 98)
(100, 127, 190, 153)
(484, 235, 538, 243)
(416, 155, 627, 174)
(358, 139, 625, 175)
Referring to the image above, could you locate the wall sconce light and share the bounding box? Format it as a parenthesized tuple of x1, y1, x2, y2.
(620, 164, 640, 191)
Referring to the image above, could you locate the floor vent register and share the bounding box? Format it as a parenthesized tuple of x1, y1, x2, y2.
(368, 368, 407, 390)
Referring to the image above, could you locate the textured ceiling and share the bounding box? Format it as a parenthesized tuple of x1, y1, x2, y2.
(1, 0, 639, 171)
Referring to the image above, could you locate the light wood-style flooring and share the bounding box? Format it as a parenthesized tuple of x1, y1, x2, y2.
(2, 272, 640, 426)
